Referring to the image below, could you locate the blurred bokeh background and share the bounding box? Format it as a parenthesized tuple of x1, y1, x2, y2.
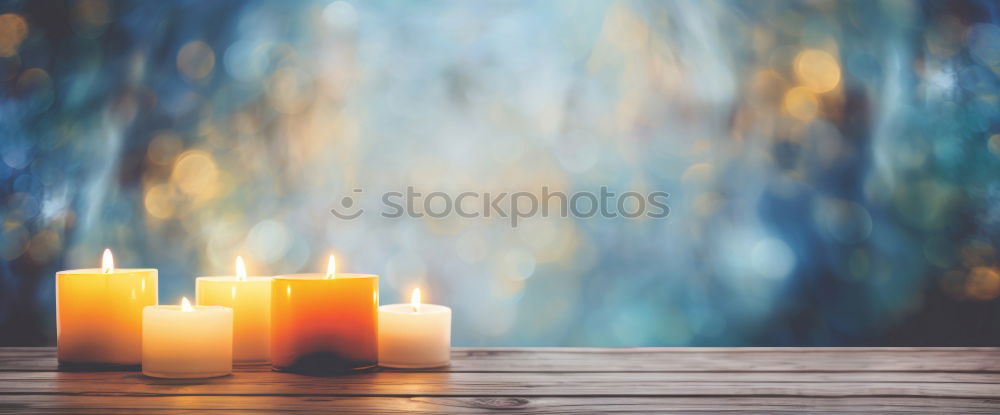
(1, 0, 999, 347)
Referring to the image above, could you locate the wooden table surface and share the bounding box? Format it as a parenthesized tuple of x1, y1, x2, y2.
(0, 347, 998, 413)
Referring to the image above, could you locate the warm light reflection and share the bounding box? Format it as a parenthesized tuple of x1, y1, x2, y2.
(783, 86, 819, 121)
(236, 256, 247, 281)
(411, 288, 421, 312)
(177, 40, 215, 81)
(181, 297, 194, 312)
(101, 249, 114, 274)
(326, 255, 336, 280)
(794, 49, 841, 93)
(0, 13, 29, 57)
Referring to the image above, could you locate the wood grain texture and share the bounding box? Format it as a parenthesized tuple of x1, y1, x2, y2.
(3, 371, 1000, 397)
(4, 347, 1000, 372)
(3, 396, 1000, 414)
(0, 347, 998, 414)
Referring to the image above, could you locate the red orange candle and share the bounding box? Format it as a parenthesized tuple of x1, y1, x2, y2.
(271, 256, 378, 374)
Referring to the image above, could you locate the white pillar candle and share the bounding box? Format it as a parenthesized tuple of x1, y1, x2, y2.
(378, 288, 451, 368)
(142, 297, 233, 378)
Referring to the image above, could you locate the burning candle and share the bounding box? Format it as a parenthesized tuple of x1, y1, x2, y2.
(378, 288, 452, 368)
(142, 297, 233, 378)
(271, 255, 379, 374)
(55, 249, 157, 369)
(196, 256, 271, 364)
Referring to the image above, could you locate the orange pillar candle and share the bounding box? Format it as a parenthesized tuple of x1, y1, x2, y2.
(271, 255, 379, 374)
(56, 249, 157, 369)
(196, 256, 271, 364)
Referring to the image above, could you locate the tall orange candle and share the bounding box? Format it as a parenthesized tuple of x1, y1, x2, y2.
(196, 256, 271, 364)
(271, 255, 378, 374)
(56, 249, 158, 369)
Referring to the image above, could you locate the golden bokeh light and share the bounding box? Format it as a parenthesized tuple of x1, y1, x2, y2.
(177, 40, 215, 81)
(0, 13, 28, 57)
(782, 86, 819, 121)
(171, 150, 219, 199)
(966, 267, 1000, 300)
(988, 134, 1000, 158)
(794, 49, 841, 93)
(143, 184, 175, 219)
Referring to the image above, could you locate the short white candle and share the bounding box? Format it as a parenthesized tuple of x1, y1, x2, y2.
(142, 297, 233, 378)
(378, 288, 451, 368)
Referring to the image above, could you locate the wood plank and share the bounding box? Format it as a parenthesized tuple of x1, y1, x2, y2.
(2, 395, 999, 414)
(2, 348, 999, 413)
(1, 371, 999, 398)
(4, 347, 999, 373)
(450, 348, 1000, 372)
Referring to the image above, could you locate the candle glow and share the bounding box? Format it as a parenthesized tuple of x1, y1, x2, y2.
(101, 249, 114, 274)
(236, 256, 247, 281)
(181, 297, 194, 312)
(411, 288, 421, 313)
(325, 255, 336, 280)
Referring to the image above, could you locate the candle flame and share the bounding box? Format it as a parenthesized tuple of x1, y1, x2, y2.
(101, 249, 114, 274)
(181, 297, 194, 312)
(411, 288, 421, 312)
(236, 256, 247, 281)
(326, 255, 336, 280)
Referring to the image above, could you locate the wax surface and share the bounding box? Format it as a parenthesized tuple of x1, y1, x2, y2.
(142, 305, 232, 378)
(271, 274, 378, 374)
(196, 276, 271, 364)
(55, 268, 158, 367)
(378, 303, 451, 368)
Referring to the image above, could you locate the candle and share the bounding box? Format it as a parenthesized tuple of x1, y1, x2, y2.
(378, 288, 452, 368)
(55, 249, 157, 369)
(271, 255, 379, 374)
(196, 256, 271, 364)
(142, 297, 233, 378)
